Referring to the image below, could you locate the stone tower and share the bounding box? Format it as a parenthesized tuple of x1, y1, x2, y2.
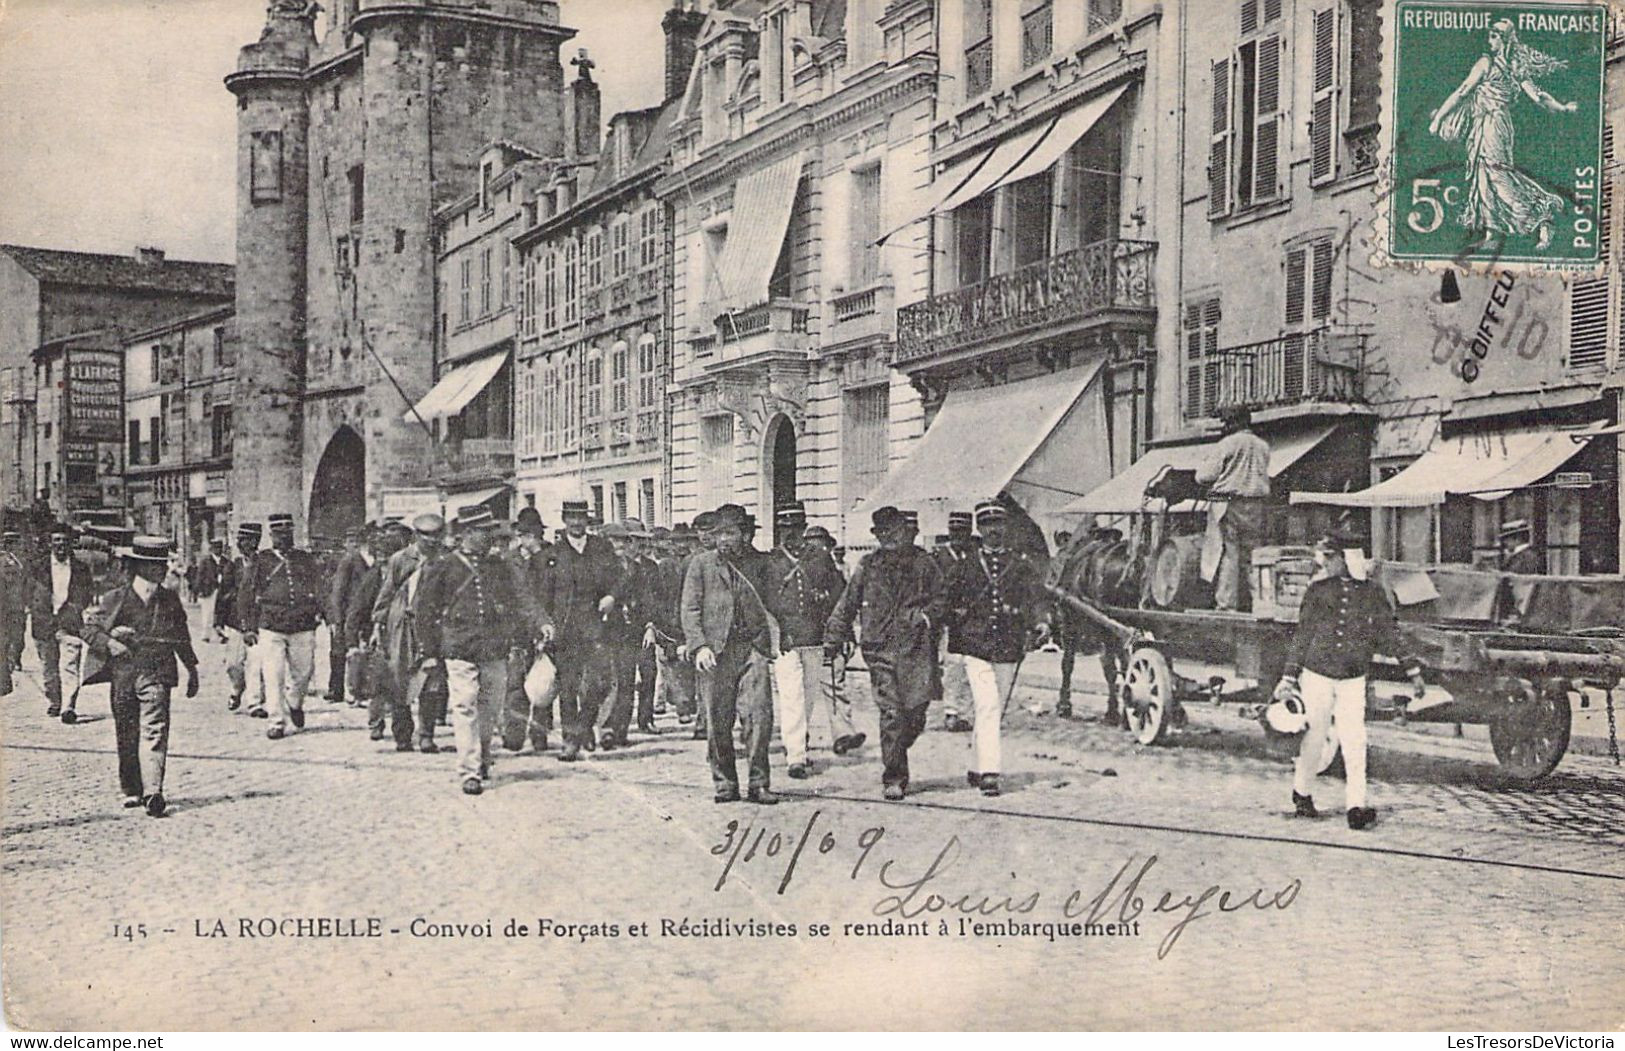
(225, 1, 315, 535)
(228, 0, 575, 541)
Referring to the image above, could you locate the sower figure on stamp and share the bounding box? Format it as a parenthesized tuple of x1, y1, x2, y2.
(540, 499, 619, 762)
(682, 503, 779, 805)
(500, 506, 556, 753)
(36, 522, 96, 723)
(239, 513, 323, 741)
(79, 536, 199, 818)
(219, 522, 265, 715)
(942, 500, 1048, 799)
(414, 505, 549, 796)
(825, 505, 943, 801)
(1275, 529, 1425, 831)
(767, 501, 859, 780)
(372, 513, 446, 752)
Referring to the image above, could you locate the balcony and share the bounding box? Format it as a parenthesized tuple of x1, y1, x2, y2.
(433, 437, 513, 485)
(702, 298, 814, 370)
(825, 282, 895, 349)
(1183, 328, 1369, 421)
(895, 239, 1156, 367)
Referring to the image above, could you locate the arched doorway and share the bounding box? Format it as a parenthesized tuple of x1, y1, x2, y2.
(764, 414, 798, 547)
(308, 425, 366, 547)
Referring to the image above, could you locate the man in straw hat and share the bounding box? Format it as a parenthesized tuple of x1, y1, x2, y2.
(1274, 528, 1425, 830)
(940, 499, 1049, 798)
(79, 536, 199, 817)
(414, 505, 549, 795)
(825, 506, 943, 801)
(240, 513, 324, 741)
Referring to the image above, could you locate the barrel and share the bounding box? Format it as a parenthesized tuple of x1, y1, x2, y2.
(1148, 534, 1212, 610)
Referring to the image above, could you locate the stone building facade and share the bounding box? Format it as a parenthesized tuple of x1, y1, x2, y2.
(658, 0, 939, 547)
(511, 46, 681, 529)
(226, 0, 576, 540)
(123, 307, 237, 560)
(0, 244, 233, 519)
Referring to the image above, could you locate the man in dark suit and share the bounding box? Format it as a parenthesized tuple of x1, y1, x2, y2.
(682, 503, 778, 804)
(2, 530, 29, 672)
(500, 506, 556, 753)
(195, 540, 224, 643)
(325, 527, 370, 706)
(1498, 518, 1544, 575)
(36, 523, 97, 722)
(79, 536, 199, 818)
(941, 500, 1048, 798)
(218, 522, 264, 714)
(825, 506, 943, 800)
(540, 499, 620, 761)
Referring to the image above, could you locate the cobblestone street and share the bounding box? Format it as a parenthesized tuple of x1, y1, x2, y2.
(3, 628, 1623, 1032)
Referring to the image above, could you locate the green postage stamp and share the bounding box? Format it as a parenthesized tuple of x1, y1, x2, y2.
(1390, 1, 1607, 268)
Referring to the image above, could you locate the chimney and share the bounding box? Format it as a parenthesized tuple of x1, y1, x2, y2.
(568, 48, 601, 160)
(133, 246, 166, 265)
(662, 2, 705, 105)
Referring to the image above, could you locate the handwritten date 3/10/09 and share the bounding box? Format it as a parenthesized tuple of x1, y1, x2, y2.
(711, 816, 1302, 959)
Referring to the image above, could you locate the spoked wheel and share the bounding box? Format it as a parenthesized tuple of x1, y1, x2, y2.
(1489, 680, 1571, 783)
(1121, 646, 1177, 745)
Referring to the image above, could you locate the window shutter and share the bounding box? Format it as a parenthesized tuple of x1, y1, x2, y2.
(1309, 6, 1340, 185)
(1209, 58, 1233, 218)
(1184, 302, 1205, 418)
(1310, 238, 1334, 320)
(1240, 0, 1258, 35)
(1284, 247, 1307, 325)
(1569, 120, 1616, 372)
(1253, 34, 1283, 203)
(1201, 298, 1223, 415)
(1263, 0, 1282, 24)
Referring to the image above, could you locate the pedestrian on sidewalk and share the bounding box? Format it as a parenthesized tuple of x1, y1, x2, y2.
(240, 513, 323, 741)
(195, 541, 223, 643)
(682, 503, 779, 805)
(499, 506, 556, 753)
(414, 505, 548, 795)
(1275, 528, 1425, 830)
(941, 500, 1048, 798)
(79, 536, 199, 817)
(219, 523, 266, 716)
(933, 511, 978, 733)
(824, 505, 943, 801)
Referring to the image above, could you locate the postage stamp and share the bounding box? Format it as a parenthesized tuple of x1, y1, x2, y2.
(1389, 1, 1608, 269)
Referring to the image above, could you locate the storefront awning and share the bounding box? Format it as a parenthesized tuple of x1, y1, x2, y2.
(1291, 422, 1608, 508)
(876, 84, 1130, 246)
(1064, 424, 1340, 516)
(714, 152, 803, 310)
(442, 485, 509, 518)
(404, 350, 508, 424)
(1444, 385, 1602, 423)
(859, 359, 1108, 528)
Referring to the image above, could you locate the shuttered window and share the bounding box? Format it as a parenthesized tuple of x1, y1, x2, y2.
(1309, 6, 1339, 185)
(1209, 57, 1232, 217)
(701, 415, 735, 511)
(842, 385, 889, 510)
(1568, 120, 1617, 373)
(1183, 297, 1222, 419)
(1212, 0, 1286, 218)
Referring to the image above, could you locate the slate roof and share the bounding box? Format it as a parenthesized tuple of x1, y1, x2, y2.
(0, 245, 234, 297)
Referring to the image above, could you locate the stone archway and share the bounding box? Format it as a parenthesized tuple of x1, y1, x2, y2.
(763, 413, 798, 547)
(308, 425, 366, 546)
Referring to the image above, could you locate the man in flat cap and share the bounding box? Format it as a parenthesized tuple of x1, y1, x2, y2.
(372, 512, 447, 751)
(79, 536, 199, 817)
(767, 502, 857, 778)
(540, 499, 621, 761)
(941, 499, 1048, 798)
(36, 523, 96, 722)
(825, 506, 944, 800)
(682, 503, 779, 804)
(219, 522, 265, 715)
(1275, 529, 1424, 830)
(415, 505, 550, 795)
(240, 513, 324, 740)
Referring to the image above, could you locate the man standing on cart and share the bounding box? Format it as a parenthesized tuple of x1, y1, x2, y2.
(1275, 529, 1425, 830)
(1197, 405, 1271, 611)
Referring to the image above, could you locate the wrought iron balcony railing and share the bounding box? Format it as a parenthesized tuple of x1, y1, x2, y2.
(1182, 328, 1368, 420)
(895, 239, 1156, 366)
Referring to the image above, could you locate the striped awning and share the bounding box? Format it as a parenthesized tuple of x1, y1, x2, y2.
(404, 349, 508, 423)
(713, 152, 804, 311)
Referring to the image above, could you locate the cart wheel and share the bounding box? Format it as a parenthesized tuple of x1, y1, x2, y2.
(1489, 680, 1571, 783)
(1122, 646, 1176, 746)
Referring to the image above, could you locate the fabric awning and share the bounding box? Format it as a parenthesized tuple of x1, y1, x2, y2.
(404, 350, 508, 423)
(714, 152, 803, 310)
(935, 117, 1054, 215)
(997, 84, 1129, 188)
(1291, 422, 1607, 508)
(1065, 424, 1340, 515)
(875, 146, 994, 245)
(442, 485, 509, 517)
(1445, 385, 1602, 423)
(859, 359, 1108, 530)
